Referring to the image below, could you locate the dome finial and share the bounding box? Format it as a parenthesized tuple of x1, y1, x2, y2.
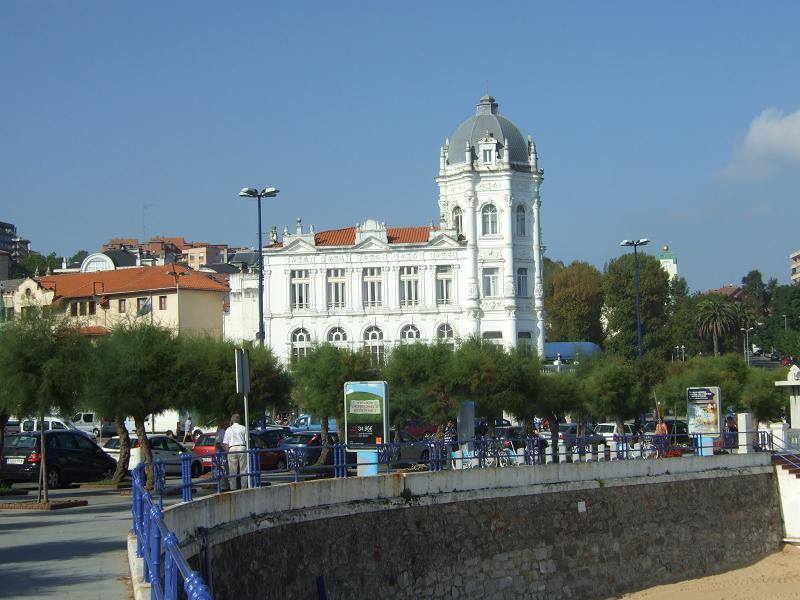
(477, 94, 498, 116)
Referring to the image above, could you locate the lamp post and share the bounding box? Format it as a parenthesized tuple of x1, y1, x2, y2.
(620, 238, 649, 359)
(741, 326, 754, 366)
(166, 269, 188, 333)
(679, 344, 685, 361)
(783, 314, 788, 331)
(239, 187, 279, 347)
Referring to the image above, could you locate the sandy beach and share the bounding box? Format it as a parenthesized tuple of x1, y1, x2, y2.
(621, 544, 800, 600)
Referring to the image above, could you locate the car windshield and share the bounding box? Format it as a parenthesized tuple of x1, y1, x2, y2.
(281, 434, 313, 445)
(558, 424, 571, 432)
(3, 434, 38, 450)
(196, 434, 216, 446)
(104, 438, 121, 449)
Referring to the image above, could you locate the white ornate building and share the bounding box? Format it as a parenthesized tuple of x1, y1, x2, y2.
(225, 95, 546, 362)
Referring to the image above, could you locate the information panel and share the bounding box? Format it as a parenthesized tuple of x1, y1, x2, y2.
(343, 381, 389, 448)
(686, 386, 722, 434)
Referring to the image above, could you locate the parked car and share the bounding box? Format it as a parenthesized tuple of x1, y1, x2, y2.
(388, 430, 430, 465)
(103, 435, 203, 477)
(559, 423, 606, 449)
(277, 431, 343, 466)
(400, 420, 437, 440)
(594, 423, 635, 446)
(289, 414, 338, 433)
(642, 419, 690, 445)
(20, 416, 93, 439)
(71, 412, 119, 438)
(193, 429, 288, 471)
(3, 418, 20, 435)
(0, 431, 117, 488)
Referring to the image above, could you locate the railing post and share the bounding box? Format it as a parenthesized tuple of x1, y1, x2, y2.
(164, 532, 178, 599)
(248, 449, 259, 488)
(181, 454, 192, 502)
(149, 505, 162, 592)
(142, 492, 152, 583)
(184, 571, 213, 600)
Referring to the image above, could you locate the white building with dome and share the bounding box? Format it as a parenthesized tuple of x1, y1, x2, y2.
(224, 95, 547, 363)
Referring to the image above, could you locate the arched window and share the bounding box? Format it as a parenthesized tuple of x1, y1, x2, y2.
(516, 205, 526, 236)
(481, 204, 498, 235)
(291, 328, 311, 360)
(436, 323, 455, 347)
(452, 206, 463, 236)
(327, 327, 347, 343)
(400, 324, 420, 342)
(364, 326, 384, 366)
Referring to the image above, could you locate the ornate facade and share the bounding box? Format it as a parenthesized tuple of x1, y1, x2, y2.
(225, 96, 546, 362)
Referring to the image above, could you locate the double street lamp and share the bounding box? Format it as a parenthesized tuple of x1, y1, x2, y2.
(239, 187, 280, 347)
(620, 238, 649, 359)
(741, 326, 754, 366)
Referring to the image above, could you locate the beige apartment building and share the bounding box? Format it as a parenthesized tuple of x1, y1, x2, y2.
(791, 250, 800, 285)
(38, 265, 229, 337)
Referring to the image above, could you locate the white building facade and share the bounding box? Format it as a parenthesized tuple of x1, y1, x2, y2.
(225, 95, 547, 362)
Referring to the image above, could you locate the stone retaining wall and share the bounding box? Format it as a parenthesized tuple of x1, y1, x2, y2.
(170, 456, 783, 599)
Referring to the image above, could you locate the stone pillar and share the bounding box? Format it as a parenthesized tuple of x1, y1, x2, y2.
(737, 413, 754, 453)
(531, 193, 546, 358)
(464, 194, 480, 337)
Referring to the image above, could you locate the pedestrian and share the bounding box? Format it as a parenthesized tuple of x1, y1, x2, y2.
(443, 417, 458, 468)
(222, 413, 249, 489)
(183, 415, 193, 443)
(654, 417, 668, 458)
(214, 419, 230, 491)
(724, 415, 738, 450)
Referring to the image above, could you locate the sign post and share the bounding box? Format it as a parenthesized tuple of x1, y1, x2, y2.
(687, 386, 721, 456)
(343, 381, 388, 476)
(235, 348, 251, 456)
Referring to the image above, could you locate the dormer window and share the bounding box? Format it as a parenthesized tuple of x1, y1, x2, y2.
(482, 149, 493, 164)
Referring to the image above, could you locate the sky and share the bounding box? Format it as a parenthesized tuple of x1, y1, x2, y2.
(1, 1, 798, 293)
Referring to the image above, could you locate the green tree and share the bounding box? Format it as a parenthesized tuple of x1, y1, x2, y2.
(10, 252, 61, 278)
(497, 346, 542, 432)
(695, 294, 737, 356)
(543, 257, 565, 338)
(449, 338, 513, 424)
(581, 354, 641, 434)
(538, 371, 584, 451)
(665, 279, 709, 359)
(290, 344, 374, 463)
(0, 308, 90, 500)
(86, 323, 180, 487)
(603, 252, 670, 359)
(549, 261, 604, 344)
(741, 270, 767, 315)
(742, 368, 786, 424)
(69, 250, 89, 265)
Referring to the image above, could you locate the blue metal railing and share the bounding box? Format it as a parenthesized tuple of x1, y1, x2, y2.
(132, 464, 213, 600)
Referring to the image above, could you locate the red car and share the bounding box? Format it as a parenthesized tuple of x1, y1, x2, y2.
(193, 430, 288, 471)
(401, 420, 438, 440)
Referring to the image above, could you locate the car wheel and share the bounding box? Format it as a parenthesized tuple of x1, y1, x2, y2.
(47, 469, 61, 489)
(276, 458, 286, 470)
(190, 461, 202, 478)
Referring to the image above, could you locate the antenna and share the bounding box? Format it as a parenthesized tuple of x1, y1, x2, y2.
(485, 79, 489, 95)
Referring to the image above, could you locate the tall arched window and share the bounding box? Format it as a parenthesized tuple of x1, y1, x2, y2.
(436, 323, 455, 348)
(481, 204, 498, 235)
(364, 326, 384, 366)
(452, 206, 463, 237)
(516, 205, 526, 236)
(291, 328, 311, 360)
(327, 327, 347, 343)
(400, 324, 420, 342)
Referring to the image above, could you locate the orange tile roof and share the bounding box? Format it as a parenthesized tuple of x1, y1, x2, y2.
(79, 325, 109, 337)
(40, 264, 229, 300)
(314, 226, 431, 247)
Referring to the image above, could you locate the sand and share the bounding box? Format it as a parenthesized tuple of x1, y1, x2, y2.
(620, 544, 800, 599)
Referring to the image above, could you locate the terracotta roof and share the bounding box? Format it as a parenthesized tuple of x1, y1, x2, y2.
(79, 325, 109, 337)
(708, 285, 745, 301)
(39, 264, 229, 300)
(314, 226, 432, 247)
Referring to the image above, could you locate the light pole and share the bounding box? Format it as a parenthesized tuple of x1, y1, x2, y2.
(620, 238, 649, 359)
(239, 187, 279, 347)
(679, 345, 685, 361)
(783, 314, 788, 331)
(741, 326, 754, 366)
(166, 269, 188, 333)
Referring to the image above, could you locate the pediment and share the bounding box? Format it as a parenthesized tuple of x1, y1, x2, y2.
(353, 237, 390, 251)
(278, 239, 318, 254)
(427, 234, 462, 248)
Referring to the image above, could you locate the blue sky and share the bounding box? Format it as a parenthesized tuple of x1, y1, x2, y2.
(2, 1, 798, 292)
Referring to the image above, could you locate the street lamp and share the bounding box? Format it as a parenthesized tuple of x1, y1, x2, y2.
(239, 187, 280, 346)
(783, 314, 788, 331)
(741, 326, 754, 366)
(166, 269, 188, 332)
(620, 238, 650, 359)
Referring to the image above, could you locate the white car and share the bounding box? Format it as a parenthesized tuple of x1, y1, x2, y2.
(103, 435, 203, 478)
(594, 423, 635, 445)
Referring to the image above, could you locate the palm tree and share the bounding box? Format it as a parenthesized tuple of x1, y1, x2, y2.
(695, 294, 737, 356)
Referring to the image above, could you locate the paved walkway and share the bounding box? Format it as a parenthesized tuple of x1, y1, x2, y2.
(0, 484, 134, 599)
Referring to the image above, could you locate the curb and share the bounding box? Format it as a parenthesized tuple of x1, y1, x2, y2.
(127, 532, 150, 600)
(0, 499, 88, 510)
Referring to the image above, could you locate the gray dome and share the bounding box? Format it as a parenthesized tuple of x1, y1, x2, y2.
(447, 95, 528, 165)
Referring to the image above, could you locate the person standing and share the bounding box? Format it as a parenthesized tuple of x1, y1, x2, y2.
(222, 413, 249, 489)
(654, 418, 669, 458)
(183, 415, 193, 443)
(443, 418, 458, 468)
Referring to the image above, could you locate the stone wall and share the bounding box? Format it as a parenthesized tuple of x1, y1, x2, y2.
(201, 468, 783, 599)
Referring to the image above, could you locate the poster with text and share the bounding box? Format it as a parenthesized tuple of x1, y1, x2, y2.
(344, 381, 388, 447)
(686, 386, 722, 434)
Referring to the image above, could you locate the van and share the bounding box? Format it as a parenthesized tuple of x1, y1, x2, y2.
(71, 412, 131, 439)
(143, 410, 191, 439)
(20, 416, 91, 438)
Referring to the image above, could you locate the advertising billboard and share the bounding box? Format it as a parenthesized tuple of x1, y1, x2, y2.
(343, 381, 388, 448)
(686, 386, 721, 435)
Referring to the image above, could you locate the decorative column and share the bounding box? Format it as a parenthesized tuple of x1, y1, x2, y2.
(532, 191, 546, 358)
(464, 194, 480, 337)
(502, 194, 516, 349)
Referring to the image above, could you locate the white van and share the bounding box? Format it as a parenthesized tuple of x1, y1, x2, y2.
(20, 416, 92, 438)
(143, 410, 191, 439)
(71, 412, 132, 439)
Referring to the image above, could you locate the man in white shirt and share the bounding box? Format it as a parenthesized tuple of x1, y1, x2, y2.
(183, 415, 193, 443)
(222, 413, 248, 489)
